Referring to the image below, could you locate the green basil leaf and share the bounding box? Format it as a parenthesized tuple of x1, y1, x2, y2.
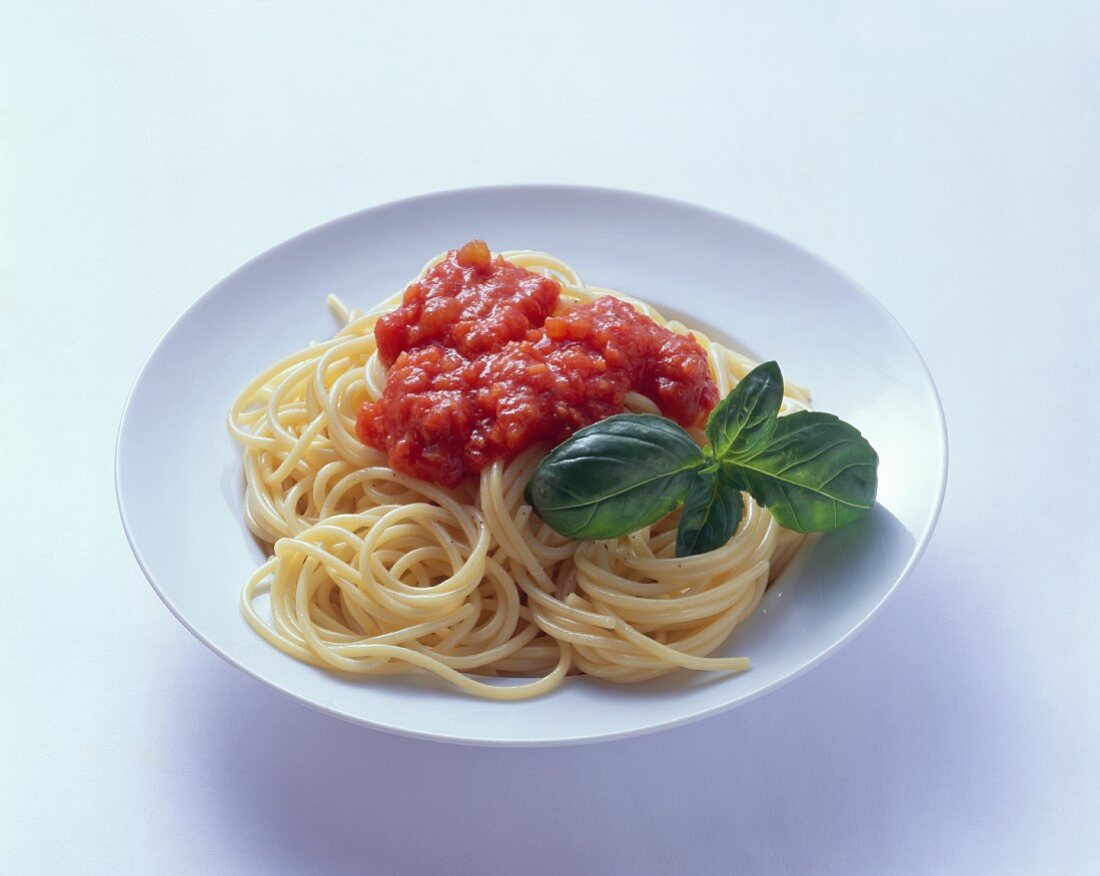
(675, 466, 746, 557)
(706, 361, 784, 461)
(525, 414, 704, 540)
(731, 411, 878, 532)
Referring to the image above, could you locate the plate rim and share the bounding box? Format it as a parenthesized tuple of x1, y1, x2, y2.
(115, 183, 949, 746)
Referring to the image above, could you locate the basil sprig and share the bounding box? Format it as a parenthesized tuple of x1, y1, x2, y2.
(524, 361, 879, 557)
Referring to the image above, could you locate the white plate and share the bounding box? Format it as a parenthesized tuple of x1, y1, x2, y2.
(116, 185, 947, 746)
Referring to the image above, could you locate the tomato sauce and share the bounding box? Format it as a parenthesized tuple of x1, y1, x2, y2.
(357, 241, 718, 487)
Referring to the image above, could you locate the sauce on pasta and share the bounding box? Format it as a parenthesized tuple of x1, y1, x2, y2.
(357, 240, 718, 486)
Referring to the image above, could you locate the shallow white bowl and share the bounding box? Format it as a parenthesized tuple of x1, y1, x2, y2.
(116, 185, 947, 746)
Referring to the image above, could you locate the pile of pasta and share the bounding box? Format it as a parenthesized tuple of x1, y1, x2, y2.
(229, 251, 808, 699)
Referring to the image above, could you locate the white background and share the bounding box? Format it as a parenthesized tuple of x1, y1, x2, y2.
(3, 3, 1097, 873)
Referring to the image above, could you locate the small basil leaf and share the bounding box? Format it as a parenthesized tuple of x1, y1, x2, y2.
(526, 414, 704, 540)
(706, 361, 784, 461)
(732, 411, 878, 532)
(675, 467, 746, 557)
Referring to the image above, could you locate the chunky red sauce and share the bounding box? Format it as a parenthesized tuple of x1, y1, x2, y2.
(357, 241, 718, 487)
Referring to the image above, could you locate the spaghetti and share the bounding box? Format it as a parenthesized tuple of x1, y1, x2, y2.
(229, 248, 809, 699)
